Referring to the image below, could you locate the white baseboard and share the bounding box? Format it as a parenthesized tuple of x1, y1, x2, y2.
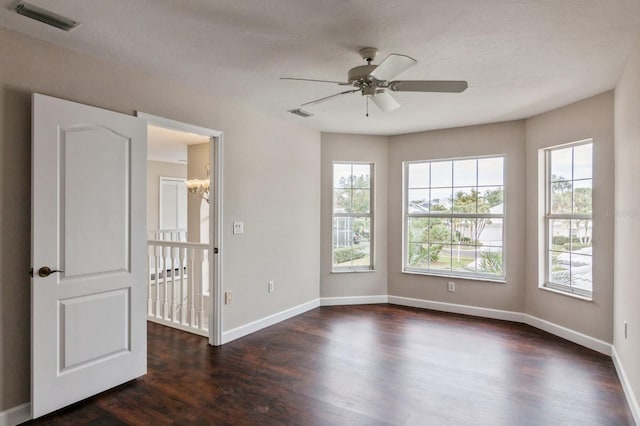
(388, 295, 523, 322)
(612, 346, 640, 425)
(320, 295, 388, 306)
(147, 317, 209, 337)
(522, 314, 611, 355)
(222, 298, 320, 344)
(0, 403, 31, 426)
(388, 296, 611, 355)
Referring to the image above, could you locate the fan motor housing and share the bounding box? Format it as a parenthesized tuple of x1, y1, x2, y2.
(348, 65, 377, 84)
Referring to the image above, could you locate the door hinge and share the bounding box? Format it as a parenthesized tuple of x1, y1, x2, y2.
(214, 247, 219, 254)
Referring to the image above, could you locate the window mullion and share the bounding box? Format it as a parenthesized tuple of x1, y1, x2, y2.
(408, 213, 504, 220)
(547, 213, 591, 220)
(334, 212, 372, 218)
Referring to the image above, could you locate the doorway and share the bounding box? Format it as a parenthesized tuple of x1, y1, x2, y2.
(138, 112, 223, 346)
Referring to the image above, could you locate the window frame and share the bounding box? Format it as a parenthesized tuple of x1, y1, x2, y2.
(331, 161, 375, 272)
(543, 139, 593, 299)
(402, 154, 506, 281)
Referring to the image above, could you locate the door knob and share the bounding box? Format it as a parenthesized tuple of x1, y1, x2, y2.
(38, 266, 64, 277)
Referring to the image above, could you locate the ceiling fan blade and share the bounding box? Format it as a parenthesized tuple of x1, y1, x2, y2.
(388, 80, 468, 93)
(301, 89, 360, 107)
(369, 54, 417, 81)
(370, 90, 400, 112)
(280, 77, 350, 85)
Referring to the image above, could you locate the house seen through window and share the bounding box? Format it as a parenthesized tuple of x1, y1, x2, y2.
(404, 156, 505, 280)
(332, 162, 373, 271)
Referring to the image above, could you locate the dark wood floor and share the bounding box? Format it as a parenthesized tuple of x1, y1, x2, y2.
(26, 304, 633, 425)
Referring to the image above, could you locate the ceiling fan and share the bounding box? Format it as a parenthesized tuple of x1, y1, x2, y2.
(282, 47, 468, 115)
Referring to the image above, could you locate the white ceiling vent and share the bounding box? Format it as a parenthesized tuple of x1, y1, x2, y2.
(15, 2, 80, 31)
(288, 108, 314, 118)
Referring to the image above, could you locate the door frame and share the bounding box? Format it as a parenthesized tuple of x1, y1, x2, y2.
(138, 112, 223, 346)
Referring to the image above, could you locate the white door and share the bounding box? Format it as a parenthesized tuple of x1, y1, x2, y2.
(159, 177, 187, 230)
(31, 94, 147, 418)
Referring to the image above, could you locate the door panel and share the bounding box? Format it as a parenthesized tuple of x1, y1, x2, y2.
(62, 125, 130, 276)
(60, 289, 130, 371)
(31, 94, 147, 418)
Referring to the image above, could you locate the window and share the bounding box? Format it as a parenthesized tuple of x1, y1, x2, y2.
(404, 156, 505, 280)
(544, 141, 593, 297)
(332, 162, 373, 271)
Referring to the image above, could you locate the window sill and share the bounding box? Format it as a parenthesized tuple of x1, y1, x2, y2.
(331, 269, 376, 274)
(402, 269, 506, 284)
(539, 284, 593, 302)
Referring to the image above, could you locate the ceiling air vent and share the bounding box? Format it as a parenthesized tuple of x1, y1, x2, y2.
(288, 109, 313, 118)
(15, 2, 80, 31)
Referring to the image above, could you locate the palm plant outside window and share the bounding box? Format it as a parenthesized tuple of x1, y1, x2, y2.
(544, 141, 593, 297)
(332, 163, 373, 271)
(404, 156, 505, 280)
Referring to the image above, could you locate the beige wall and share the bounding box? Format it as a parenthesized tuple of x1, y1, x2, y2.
(320, 133, 389, 298)
(187, 143, 209, 243)
(614, 36, 640, 414)
(147, 160, 187, 232)
(387, 121, 527, 312)
(524, 91, 614, 343)
(0, 28, 320, 411)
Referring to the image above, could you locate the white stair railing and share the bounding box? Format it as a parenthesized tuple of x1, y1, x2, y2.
(147, 239, 210, 336)
(147, 229, 187, 242)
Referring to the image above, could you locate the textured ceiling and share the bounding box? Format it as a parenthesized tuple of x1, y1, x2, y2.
(2, 0, 640, 135)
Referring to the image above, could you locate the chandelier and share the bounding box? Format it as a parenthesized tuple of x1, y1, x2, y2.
(186, 165, 210, 204)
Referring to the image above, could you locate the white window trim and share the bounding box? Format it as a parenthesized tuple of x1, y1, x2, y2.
(402, 155, 506, 281)
(542, 139, 593, 299)
(331, 162, 375, 272)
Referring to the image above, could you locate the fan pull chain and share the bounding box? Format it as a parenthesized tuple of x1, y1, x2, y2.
(366, 96, 369, 117)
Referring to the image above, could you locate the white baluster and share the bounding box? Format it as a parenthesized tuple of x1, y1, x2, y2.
(154, 244, 162, 319)
(171, 245, 179, 322)
(179, 246, 187, 325)
(198, 248, 206, 330)
(189, 248, 196, 327)
(147, 244, 153, 316)
(162, 245, 170, 320)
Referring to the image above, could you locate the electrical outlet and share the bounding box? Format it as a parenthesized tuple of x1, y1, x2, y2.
(448, 281, 455, 292)
(233, 221, 244, 234)
(225, 291, 232, 304)
(268, 280, 275, 293)
(624, 321, 628, 339)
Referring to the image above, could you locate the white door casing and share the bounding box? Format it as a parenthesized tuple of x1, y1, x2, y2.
(137, 112, 223, 347)
(31, 94, 147, 418)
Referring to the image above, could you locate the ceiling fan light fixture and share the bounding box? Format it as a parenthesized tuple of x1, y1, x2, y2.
(370, 90, 400, 112)
(281, 47, 468, 116)
(288, 108, 314, 118)
(15, 2, 80, 31)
